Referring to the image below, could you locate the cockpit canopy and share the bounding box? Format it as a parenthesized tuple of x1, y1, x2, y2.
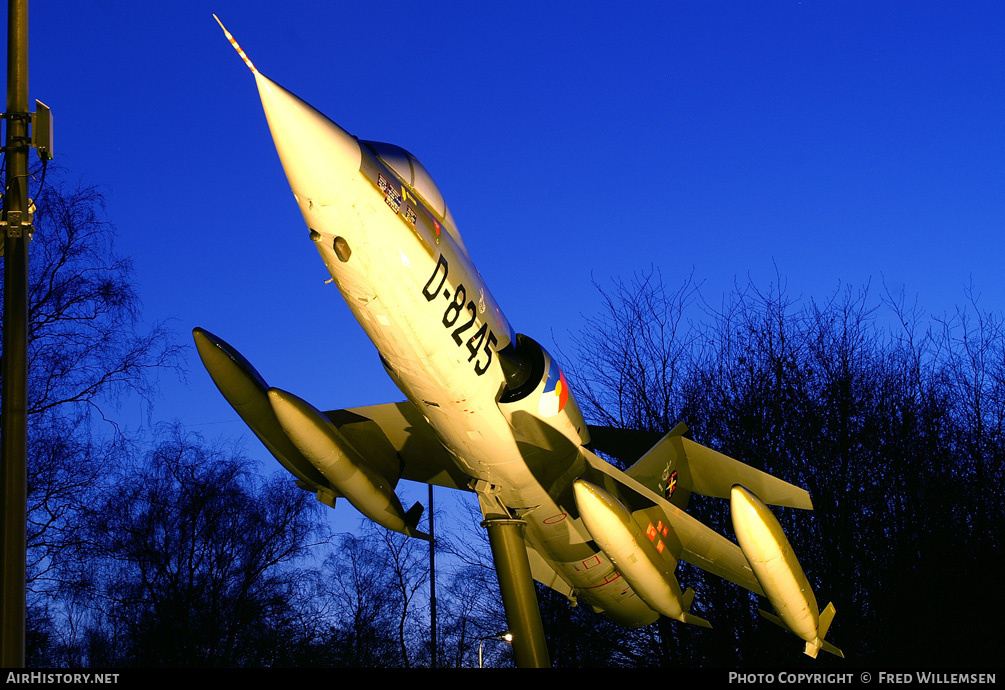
(362, 140, 467, 254)
(362, 140, 449, 220)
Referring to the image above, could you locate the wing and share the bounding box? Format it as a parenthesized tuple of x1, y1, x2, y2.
(324, 401, 472, 491)
(577, 424, 813, 595)
(193, 327, 468, 539)
(578, 445, 765, 596)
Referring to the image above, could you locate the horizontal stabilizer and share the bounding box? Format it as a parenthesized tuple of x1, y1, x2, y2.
(622, 423, 812, 510)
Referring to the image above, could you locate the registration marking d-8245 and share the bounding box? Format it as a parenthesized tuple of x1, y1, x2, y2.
(421, 255, 498, 376)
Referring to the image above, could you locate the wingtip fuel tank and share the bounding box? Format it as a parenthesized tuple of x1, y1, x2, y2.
(192, 327, 328, 489)
(573, 479, 711, 628)
(267, 387, 429, 540)
(730, 485, 844, 658)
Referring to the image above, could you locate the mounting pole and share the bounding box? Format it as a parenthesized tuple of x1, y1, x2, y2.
(1, 0, 30, 667)
(481, 517, 551, 668)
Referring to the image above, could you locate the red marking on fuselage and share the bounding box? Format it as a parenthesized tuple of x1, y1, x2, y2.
(580, 572, 623, 590)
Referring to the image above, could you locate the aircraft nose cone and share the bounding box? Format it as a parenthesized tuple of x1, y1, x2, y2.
(254, 71, 361, 204)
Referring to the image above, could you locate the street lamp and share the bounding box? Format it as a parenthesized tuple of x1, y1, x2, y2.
(478, 630, 513, 668)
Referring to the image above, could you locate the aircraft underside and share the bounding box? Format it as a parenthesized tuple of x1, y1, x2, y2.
(198, 17, 845, 666)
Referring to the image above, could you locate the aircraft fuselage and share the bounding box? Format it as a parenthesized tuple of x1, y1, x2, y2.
(299, 131, 659, 626)
(203, 20, 844, 661)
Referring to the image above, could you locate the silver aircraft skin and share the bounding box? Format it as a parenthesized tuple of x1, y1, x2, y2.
(197, 18, 843, 659)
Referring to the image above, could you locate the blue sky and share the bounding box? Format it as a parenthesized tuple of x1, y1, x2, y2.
(6, 1, 1004, 465)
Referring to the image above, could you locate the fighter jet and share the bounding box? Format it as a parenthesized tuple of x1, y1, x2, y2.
(196, 17, 843, 667)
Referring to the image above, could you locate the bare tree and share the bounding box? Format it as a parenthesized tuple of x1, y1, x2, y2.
(322, 530, 402, 666)
(23, 182, 179, 422)
(566, 269, 702, 435)
(568, 271, 1003, 665)
(74, 426, 327, 667)
(435, 498, 511, 667)
(0, 176, 180, 661)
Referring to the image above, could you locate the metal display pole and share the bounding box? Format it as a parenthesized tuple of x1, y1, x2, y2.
(481, 517, 551, 668)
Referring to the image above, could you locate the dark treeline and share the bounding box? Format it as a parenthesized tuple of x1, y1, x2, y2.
(8, 177, 514, 668)
(27, 432, 513, 668)
(567, 271, 1003, 667)
(8, 179, 1002, 666)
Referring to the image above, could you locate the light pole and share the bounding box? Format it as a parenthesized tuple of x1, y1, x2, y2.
(1, 0, 30, 666)
(478, 630, 513, 668)
(1, 0, 52, 665)
(428, 484, 436, 668)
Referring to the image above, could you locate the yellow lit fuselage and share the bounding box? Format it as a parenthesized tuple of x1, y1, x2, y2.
(253, 70, 659, 627)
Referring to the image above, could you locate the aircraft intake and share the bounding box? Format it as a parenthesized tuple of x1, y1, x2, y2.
(497, 334, 544, 402)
